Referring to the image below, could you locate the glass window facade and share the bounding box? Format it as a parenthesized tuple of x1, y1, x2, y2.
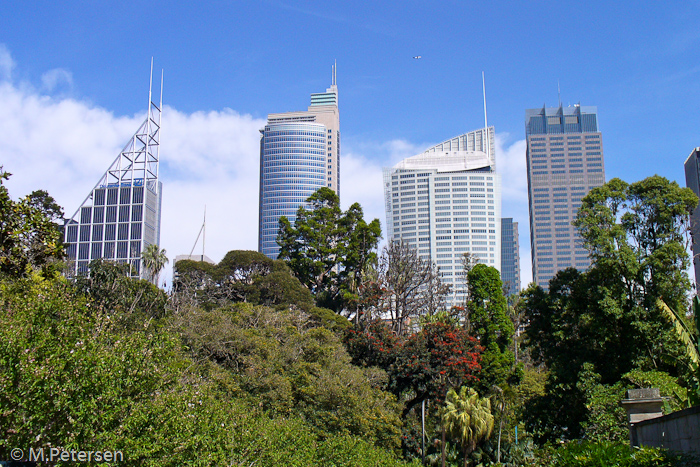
(525, 105, 605, 288)
(383, 127, 501, 309)
(500, 218, 521, 296)
(258, 78, 340, 259)
(64, 94, 162, 281)
(259, 123, 328, 257)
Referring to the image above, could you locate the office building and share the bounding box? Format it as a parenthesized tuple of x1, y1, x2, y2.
(383, 126, 500, 308)
(501, 218, 521, 296)
(258, 66, 340, 259)
(684, 147, 700, 291)
(525, 104, 605, 288)
(64, 80, 162, 279)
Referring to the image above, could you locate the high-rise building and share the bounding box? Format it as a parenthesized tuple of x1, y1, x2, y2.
(383, 127, 500, 308)
(258, 66, 340, 259)
(500, 217, 521, 296)
(64, 76, 162, 280)
(684, 147, 700, 291)
(525, 104, 605, 288)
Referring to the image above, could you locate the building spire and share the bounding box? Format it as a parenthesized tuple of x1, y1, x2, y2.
(558, 80, 562, 108)
(482, 71, 490, 161)
(332, 60, 337, 86)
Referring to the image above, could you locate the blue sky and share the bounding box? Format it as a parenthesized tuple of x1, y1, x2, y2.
(2, 1, 700, 287)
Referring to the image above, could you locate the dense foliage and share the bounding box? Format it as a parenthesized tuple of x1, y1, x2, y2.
(277, 187, 381, 313)
(0, 273, 418, 466)
(534, 441, 698, 467)
(466, 264, 517, 391)
(521, 176, 698, 442)
(0, 170, 64, 277)
(174, 249, 315, 312)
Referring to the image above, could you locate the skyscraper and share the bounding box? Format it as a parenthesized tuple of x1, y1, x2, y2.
(525, 104, 605, 288)
(500, 217, 521, 296)
(684, 147, 700, 291)
(383, 127, 500, 308)
(258, 66, 340, 259)
(64, 73, 163, 280)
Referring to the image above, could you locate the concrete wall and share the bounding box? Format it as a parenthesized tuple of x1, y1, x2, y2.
(631, 406, 700, 454)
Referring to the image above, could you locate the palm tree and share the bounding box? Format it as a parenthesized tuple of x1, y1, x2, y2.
(442, 386, 494, 467)
(658, 298, 700, 404)
(141, 244, 168, 286)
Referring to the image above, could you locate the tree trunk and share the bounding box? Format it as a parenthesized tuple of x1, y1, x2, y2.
(441, 424, 446, 467)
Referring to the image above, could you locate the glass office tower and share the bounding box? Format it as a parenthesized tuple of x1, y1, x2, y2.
(258, 66, 340, 259)
(383, 127, 500, 308)
(65, 79, 162, 279)
(525, 104, 605, 288)
(500, 217, 521, 297)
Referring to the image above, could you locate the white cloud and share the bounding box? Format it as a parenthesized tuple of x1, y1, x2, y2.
(41, 68, 74, 93)
(0, 44, 14, 81)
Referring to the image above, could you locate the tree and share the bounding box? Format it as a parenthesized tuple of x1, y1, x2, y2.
(173, 251, 315, 312)
(277, 187, 381, 314)
(141, 243, 168, 285)
(377, 240, 450, 335)
(0, 169, 64, 277)
(521, 175, 699, 442)
(442, 386, 494, 467)
(345, 320, 483, 417)
(75, 258, 168, 330)
(573, 175, 697, 314)
(466, 264, 516, 391)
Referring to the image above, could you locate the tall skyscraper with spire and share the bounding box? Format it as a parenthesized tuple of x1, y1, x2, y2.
(525, 104, 605, 288)
(64, 66, 163, 280)
(258, 65, 340, 259)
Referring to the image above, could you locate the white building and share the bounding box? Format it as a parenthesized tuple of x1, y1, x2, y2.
(383, 127, 501, 308)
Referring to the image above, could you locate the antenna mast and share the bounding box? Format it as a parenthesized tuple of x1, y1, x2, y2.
(188, 208, 207, 261)
(482, 71, 489, 161)
(558, 80, 562, 107)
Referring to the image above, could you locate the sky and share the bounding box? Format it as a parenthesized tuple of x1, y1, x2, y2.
(1, 1, 700, 288)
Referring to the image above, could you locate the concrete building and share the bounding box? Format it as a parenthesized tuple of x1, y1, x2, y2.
(525, 104, 605, 288)
(684, 147, 700, 291)
(501, 218, 521, 296)
(383, 126, 500, 308)
(64, 79, 162, 280)
(258, 65, 340, 259)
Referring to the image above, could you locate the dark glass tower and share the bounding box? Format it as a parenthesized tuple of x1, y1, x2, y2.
(525, 104, 605, 288)
(500, 218, 520, 296)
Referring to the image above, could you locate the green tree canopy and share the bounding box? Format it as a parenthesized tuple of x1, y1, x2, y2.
(521, 175, 699, 442)
(0, 169, 64, 277)
(277, 187, 381, 313)
(173, 250, 315, 312)
(466, 264, 516, 391)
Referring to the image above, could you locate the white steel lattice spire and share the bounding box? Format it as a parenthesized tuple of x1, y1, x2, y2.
(64, 61, 164, 280)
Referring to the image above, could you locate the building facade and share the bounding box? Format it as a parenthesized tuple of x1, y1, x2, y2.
(383, 127, 500, 308)
(64, 83, 162, 280)
(525, 104, 605, 288)
(500, 218, 521, 296)
(258, 67, 340, 259)
(684, 147, 700, 291)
